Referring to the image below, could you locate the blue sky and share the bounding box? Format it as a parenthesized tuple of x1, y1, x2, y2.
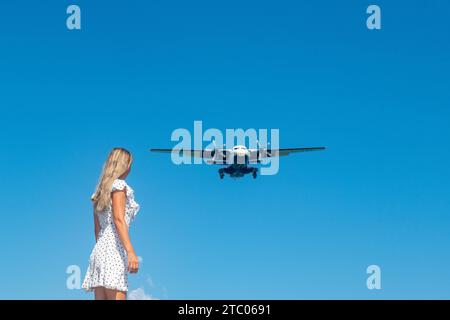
(0, 0, 449, 299)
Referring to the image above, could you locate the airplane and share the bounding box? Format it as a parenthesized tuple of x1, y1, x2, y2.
(150, 143, 326, 179)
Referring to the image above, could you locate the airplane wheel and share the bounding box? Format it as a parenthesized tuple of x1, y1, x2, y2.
(252, 171, 257, 179)
(220, 173, 224, 179)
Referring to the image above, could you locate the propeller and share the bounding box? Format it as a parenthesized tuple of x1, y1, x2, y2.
(221, 143, 227, 164)
(266, 142, 272, 157)
(210, 140, 227, 164)
(259, 141, 271, 158)
(211, 140, 217, 158)
(256, 140, 261, 163)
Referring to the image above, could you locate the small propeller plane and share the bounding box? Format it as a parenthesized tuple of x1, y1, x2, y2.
(150, 143, 325, 179)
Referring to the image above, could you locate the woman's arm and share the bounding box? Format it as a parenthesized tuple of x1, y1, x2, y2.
(93, 208, 100, 242)
(111, 189, 139, 273)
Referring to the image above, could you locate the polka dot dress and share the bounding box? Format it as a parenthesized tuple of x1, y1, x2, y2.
(82, 179, 140, 292)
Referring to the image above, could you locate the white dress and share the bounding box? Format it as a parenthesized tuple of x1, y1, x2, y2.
(82, 179, 140, 292)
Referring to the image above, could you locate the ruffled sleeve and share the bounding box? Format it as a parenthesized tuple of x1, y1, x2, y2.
(111, 179, 127, 192)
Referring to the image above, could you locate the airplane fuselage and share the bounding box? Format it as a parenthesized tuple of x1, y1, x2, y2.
(217, 145, 258, 179)
(219, 164, 258, 179)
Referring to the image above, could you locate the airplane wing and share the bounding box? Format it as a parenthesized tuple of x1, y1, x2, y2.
(150, 148, 232, 164)
(272, 147, 326, 156)
(150, 148, 203, 158)
(249, 147, 325, 162)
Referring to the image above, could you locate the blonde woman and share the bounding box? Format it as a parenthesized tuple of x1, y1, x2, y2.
(82, 148, 140, 300)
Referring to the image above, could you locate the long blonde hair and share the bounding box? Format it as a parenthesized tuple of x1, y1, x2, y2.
(92, 147, 133, 213)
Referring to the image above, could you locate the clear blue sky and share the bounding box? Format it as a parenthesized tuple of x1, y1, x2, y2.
(1, 0, 449, 299)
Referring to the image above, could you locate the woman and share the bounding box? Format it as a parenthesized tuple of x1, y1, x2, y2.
(82, 147, 140, 300)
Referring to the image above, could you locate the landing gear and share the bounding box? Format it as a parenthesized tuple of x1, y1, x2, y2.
(252, 168, 257, 179)
(218, 169, 225, 179)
